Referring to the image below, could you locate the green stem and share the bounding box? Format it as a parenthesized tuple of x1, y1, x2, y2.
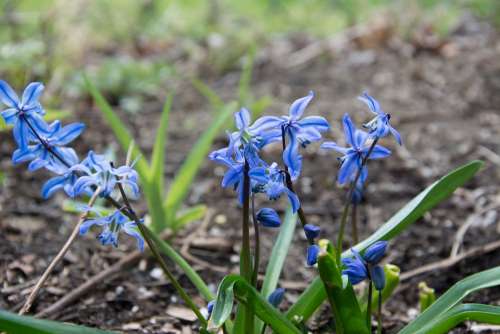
(377, 289, 382, 334)
(367, 280, 373, 330)
(115, 177, 207, 327)
(251, 194, 260, 286)
(336, 139, 378, 264)
(352, 203, 359, 245)
(241, 161, 255, 333)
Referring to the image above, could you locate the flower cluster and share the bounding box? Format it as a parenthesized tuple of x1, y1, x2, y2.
(209, 92, 328, 264)
(342, 241, 388, 291)
(0, 81, 143, 250)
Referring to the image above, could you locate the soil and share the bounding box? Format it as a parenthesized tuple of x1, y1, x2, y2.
(1, 14, 500, 334)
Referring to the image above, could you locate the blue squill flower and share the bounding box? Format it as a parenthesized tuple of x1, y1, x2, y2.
(0, 81, 48, 148)
(267, 288, 285, 307)
(342, 241, 388, 290)
(256, 208, 281, 228)
(12, 120, 84, 172)
(79, 208, 144, 251)
(249, 163, 300, 213)
(321, 114, 391, 185)
(304, 224, 320, 240)
(306, 244, 320, 266)
(72, 151, 140, 198)
(276, 91, 329, 180)
(358, 92, 402, 145)
(209, 147, 247, 204)
(207, 300, 215, 318)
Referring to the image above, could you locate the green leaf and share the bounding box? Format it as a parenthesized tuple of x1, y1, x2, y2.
(164, 102, 234, 222)
(0, 310, 115, 334)
(416, 303, 500, 334)
(256, 207, 297, 333)
(238, 48, 255, 106)
(150, 93, 173, 191)
(191, 78, 224, 110)
(173, 205, 207, 230)
(83, 75, 149, 180)
(317, 252, 369, 334)
(287, 160, 483, 322)
(399, 266, 500, 334)
(209, 275, 302, 334)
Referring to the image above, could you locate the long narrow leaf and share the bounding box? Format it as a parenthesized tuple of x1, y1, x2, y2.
(150, 93, 173, 191)
(210, 275, 302, 334)
(83, 75, 149, 179)
(256, 206, 297, 333)
(416, 304, 500, 334)
(399, 266, 500, 334)
(0, 310, 115, 334)
(287, 160, 483, 322)
(164, 102, 235, 221)
(173, 204, 207, 230)
(191, 78, 224, 110)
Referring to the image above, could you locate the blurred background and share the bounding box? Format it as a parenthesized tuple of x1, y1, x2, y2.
(2, 1, 500, 333)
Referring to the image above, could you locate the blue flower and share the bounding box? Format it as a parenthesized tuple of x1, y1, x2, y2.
(321, 114, 391, 185)
(207, 300, 215, 317)
(12, 120, 84, 172)
(277, 91, 329, 180)
(304, 224, 320, 240)
(342, 241, 388, 289)
(256, 208, 281, 228)
(267, 288, 285, 307)
(0, 81, 48, 148)
(358, 92, 402, 145)
(209, 147, 247, 204)
(79, 208, 144, 251)
(72, 151, 140, 198)
(306, 244, 320, 266)
(41, 170, 78, 199)
(249, 163, 300, 213)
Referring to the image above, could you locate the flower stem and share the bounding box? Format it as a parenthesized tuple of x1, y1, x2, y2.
(367, 279, 373, 330)
(251, 193, 260, 286)
(336, 138, 378, 264)
(115, 179, 207, 327)
(352, 203, 359, 245)
(19, 187, 101, 315)
(377, 288, 383, 334)
(241, 160, 255, 333)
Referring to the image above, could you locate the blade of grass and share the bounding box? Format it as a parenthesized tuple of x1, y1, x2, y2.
(150, 93, 173, 192)
(399, 266, 500, 334)
(286, 160, 483, 322)
(173, 204, 207, 230)
(164, 102, 234, 222)
(0, 310, 115, 334)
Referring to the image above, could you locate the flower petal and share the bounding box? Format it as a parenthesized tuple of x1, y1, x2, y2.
(21, 82, 44, 108)
(367, 145, 391, 159)
(298, 116, 329, 132)
(51, 122, 85, 145)
(338, 154, 359, 185)
(283, 128, 302, 180)
(1, 108, 18, 124)
(0, 80, 19, 108)
(389, 125, 402, 145)
(250, 116, 282, 133)
(234, 108, 251, 130)
(358, 92, 382, 115)
(289, 91, 314, 120)
(342, 113, 356, 147)
(222, 166, 242, 188)
(320, 141, 348, 154)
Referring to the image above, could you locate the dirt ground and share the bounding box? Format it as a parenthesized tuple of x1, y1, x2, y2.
(1, 15, 500, 333)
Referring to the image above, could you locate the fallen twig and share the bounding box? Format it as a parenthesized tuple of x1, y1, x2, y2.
(19, 188, 101, 315)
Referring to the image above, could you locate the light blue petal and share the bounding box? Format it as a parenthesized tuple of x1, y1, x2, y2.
(358, 92, 382, 115)
(12, 147, 37, 164)
(234, 108, 251, 130)
(283, 129, 302, 180)
(28, 158, 48, 171)
(41, 175, 67, 198)
(298, 127, 322, 143)
(289, 91, 314, 120)
(342, 114, 356, 147)
(123, 224, 145, 251)
(13, 119, 29, 148)
(248, 166, 268, 183)
(284, 188, 300, 213)
(367, 145, 391, 159)
(73, 176, 97, 195)
(338, 154, 359, 185)
(297, 116, 329, 131)
(0, 80, 19, 108)
(249, 116, 282, 133)
(52, 123, 85, 145)
(1, 108, 18, 124)
(21, 82, 44, 108)
(389, 125, 402, 145)
(79, 218, 106, 235)
(222, 167, 242, 188)
(320, 141, 348, 154)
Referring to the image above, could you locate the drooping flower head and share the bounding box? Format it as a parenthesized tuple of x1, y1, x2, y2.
(256, 207, 281, 228)
(72, 151, 140, 198)
(79, 207, 144, 251)
(342, 241, 388, 290)
(275, 92, 329, 180)
(249, 162, 300, 213)
(321, 114, 391, 185)
(0, 81, 48, 148)
(267, 288, 285, 307)
(358, 92, 402, 145)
